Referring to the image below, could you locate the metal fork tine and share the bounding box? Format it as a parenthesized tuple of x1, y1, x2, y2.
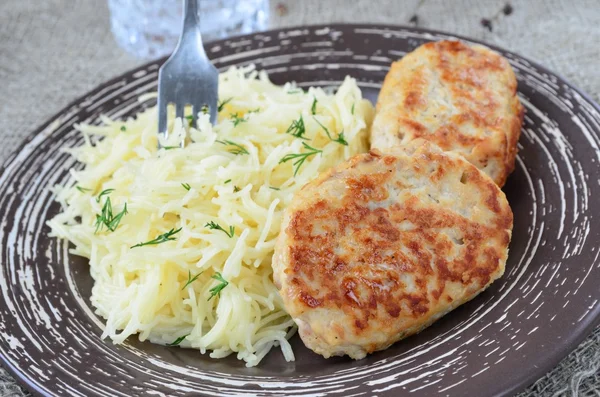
(158, 100, 168, 137)
(176, 103, 185, 123)
(191, 104, 198, 129)
(209, 104, 217, 125)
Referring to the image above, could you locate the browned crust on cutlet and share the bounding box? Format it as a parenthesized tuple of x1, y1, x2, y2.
(272, 142, 513, 358)
(371, 40, 524, 187)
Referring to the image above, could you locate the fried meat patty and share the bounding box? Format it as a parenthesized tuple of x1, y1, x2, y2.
(272, 141, 513, 359)
(370, 40, 524, 187)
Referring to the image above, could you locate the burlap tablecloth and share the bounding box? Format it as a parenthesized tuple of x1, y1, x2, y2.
(0, 0, 598, 395)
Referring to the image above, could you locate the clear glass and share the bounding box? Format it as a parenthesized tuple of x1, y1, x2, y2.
(108, 0, 270, 59)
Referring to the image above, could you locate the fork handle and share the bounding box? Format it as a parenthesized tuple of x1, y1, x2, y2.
(178, 0, 209, 60)
(183, 0, 199, 26)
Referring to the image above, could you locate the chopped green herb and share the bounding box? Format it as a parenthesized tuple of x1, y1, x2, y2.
(208, 272, 229, 301)
(181, 270, 202, 290)
(217, 98, 233, 112)
(216, 139, 249, 155)
(313, 117, 348, 146)
(167, 334, 189, 346)
(351, 102, 355, 115)
(107, 202, 127, 231)
(285, 116, 308, 140)
(185, 114, 194, 127)
(120, 126, 127, 132)
(181, 183, 191, 191)
(163, 145, 180, 150)
(96, 189, 115, 203)
(229, 113, 247, 127)
(336, 131, 348, 145)
(201, 105, 209, 114)
(279, 142, 323, 176)
(76, 186, 91, 193)
(224, 179, 232, 184)
(287, 89, 303, 94)
(94, 202, 110, 233)
(247, 107, 261, 113)
(205, 221, 235, 238)
(311, 97, 318, 115)
(233, 186, 241, 192)
(94, 198, 127, 233)
(269, 186, 280, 190)
(131, 227, 182, 248)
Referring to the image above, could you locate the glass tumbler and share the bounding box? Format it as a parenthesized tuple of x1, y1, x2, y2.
(108, 0, 270, 59)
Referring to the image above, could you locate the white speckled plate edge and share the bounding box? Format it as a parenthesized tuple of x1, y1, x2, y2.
(1, 24, 600, 397)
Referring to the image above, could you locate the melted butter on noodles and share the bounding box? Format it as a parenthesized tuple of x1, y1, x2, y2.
(48, 65, 374, 366)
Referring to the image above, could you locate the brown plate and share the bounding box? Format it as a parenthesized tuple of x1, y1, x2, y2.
(1, 24, 599, 397)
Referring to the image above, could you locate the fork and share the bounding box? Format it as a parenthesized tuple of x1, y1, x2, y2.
(157, 0, 219, 147)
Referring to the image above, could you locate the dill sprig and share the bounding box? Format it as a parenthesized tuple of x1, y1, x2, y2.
(269, 186, 280, 190)
(224, 179, 232, 184)
(218, 98, 233, 112)
(96, 189, 114, 203)
(181, 183, 191, 191)
(229, 113, 247, 127)
(279, 142, 323, 176)
(216, 139, 249, 155)
(285, 116, 309, 140)
(208, 272, 229, 301)
(184, 114, 194, 127)
(163, 146, 180, 150)
(167, 334, 189, 346)
(76, 186, 91, 193)
(181, 270, 202, 290)
(313, 117, 348, 146)
(204, 221, 235, 238)
(311, 97, 318, 115)
(120, 126, 127, 132)
(130, 227, 182, 248)
(94, 197, 127, 233)
(233, 186, 241, 192)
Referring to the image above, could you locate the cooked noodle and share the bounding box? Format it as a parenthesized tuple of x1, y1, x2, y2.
(48, 65, 373, 366)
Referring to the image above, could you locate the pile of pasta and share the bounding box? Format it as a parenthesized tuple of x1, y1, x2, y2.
(48, 65, 373, 366)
